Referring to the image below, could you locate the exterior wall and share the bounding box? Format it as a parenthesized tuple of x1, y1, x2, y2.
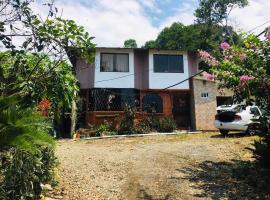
(76, 59, 95, 89)
(188, 52, 199, 76)
(191, 77, 218, 130)
(94, 48, 135, 88)
(134, 50, 149, 90)
(148, 50, 189, 90)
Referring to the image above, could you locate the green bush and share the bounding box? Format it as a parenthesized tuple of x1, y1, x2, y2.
(117, 105, 136, 135)
(96, 120, 115, 136)
(252, 135, 270, 168)
(133, 122, 151, 135)
(156, 117, 177, 133)
(0, 146, 57, 199)
(0, 97, 57, 198)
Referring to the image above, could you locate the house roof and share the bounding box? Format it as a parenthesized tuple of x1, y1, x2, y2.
(95, 47, 189, 52)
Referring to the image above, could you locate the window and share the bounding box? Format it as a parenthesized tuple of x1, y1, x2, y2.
(100, 53, 129, 72)
(153, 54, 184, 73)
(201, 92, 209, 98)
(142, 93, 163, 113)
(88, 88, 140, 111)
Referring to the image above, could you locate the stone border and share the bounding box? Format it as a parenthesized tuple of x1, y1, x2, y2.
(81, 130, 202, 140)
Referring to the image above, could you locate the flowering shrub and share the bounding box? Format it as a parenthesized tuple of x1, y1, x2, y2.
(220, 42, 230, 50)
(199, 33, 270, 106)
(37, 99, 51, 116)
(199, 32, 270, 167)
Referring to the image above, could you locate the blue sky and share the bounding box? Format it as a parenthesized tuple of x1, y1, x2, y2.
(33, 0, 270, 47)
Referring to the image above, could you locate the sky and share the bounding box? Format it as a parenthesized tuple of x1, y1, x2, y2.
(31, 0, 270, 47)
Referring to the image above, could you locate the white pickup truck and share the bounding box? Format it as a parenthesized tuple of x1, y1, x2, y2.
(214, 105, 262, 135)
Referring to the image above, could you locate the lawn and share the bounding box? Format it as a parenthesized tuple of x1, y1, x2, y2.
(53, 132, 269, 199)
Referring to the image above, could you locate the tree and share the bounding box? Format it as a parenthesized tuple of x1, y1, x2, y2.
(195, 0, 248, 25)
(0, 0, 96, 136)
(142, 40, 157, 49)
(143, 22, 240, 55)
(124, 39, 137, 48)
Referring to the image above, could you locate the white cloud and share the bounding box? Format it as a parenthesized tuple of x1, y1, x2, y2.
(29, 0, 270, 47)
(31, 0, 160, 47)
(229, 0, 270, 34)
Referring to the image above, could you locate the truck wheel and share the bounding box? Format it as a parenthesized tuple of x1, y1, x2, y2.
(220, 129, 229, 136)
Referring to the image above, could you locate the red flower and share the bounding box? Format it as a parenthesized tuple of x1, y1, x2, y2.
(37, 99, 51, 116)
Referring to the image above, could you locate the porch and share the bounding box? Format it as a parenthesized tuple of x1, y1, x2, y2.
(79, 88, 192, 129)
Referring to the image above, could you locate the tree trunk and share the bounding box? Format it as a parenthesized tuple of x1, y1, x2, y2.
(70, 100, 77, 138)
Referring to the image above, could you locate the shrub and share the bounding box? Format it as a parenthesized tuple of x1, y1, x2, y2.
(0, 97, 57, 198)
(133, 122, 151, 135)
(252, 135, 270, 168)
(156, 118, 177, 133)
(0, 146, 57, 199)
(96, 120, 115, 136)
(117, 105, 136, 135)
(117, 105, 152, 135)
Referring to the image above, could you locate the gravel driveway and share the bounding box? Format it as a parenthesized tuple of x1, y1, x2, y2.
(56, 132, 258, 200)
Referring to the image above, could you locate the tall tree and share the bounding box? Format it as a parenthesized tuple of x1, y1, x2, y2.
(142, 40, 157, 49)
(0, 0, 96, 136)
(124, 39, 137, 48)
(195, 0, 248, 26)
(143, 22, 240, 54)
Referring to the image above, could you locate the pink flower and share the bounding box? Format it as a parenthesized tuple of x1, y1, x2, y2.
(209, 58, 219, 67)
(198, 50, 219, 67)
(239, 53, 247, 61)
(203, 72, 215, 80)
(240, 75, 254, 82)
(220, 42, 230, 50)
(198, 50, 211, 59)
(239, 75, 254, 88)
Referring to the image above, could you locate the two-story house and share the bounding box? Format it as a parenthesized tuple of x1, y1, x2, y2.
(75, 47, 232, 131)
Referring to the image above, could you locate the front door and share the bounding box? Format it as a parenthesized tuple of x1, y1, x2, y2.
(172, 94, 190, 128)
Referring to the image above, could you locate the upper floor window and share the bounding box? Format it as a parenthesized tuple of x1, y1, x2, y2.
(100, 53, 129, 72)
(153, 54, 184, 73)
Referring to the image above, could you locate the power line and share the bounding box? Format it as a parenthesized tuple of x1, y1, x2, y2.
(94, 73, 135, 83)
(248, 19, 270, 33)
(94, 68, 153, 84)
(163, 70, 205, 90)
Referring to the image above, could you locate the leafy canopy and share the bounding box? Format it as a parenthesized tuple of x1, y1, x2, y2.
(143, 22, 240, 53)
(195, 0, 248, 25)
(124, 39, 138, 48)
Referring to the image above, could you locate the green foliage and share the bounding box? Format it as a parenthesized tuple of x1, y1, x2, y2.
(156, 118, 177, 133)
(96, 121, 115, 136)
(252, 136, 270, 167)
(124, 39, 137, 48)
(0, 52, 79, 112)
(133, 122, 151, 135)
(195, 0, 248, 24)
(117, 105, 136, 135)
(0, 146, 57, 199)
(0, 97, 54, 153)
(142, 40, 157, 49)
(143, 23, 240, 54)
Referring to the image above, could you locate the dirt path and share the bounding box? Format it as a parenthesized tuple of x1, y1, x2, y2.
(56, 133, 258, 200)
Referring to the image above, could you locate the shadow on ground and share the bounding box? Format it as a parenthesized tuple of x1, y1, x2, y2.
(175, 160, 270, 200)
(138, 190, 170, 200)
(211, 132, 252, 138)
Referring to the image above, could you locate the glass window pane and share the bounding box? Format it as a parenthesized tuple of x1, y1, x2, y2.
(116, 54, 129, 72)
(154, 55, 168, 72)
(101, 54, 114, 72)
(168, 55, 184, 73)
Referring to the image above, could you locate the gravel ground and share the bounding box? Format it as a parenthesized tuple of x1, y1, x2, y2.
(56, 132, 259, 200)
